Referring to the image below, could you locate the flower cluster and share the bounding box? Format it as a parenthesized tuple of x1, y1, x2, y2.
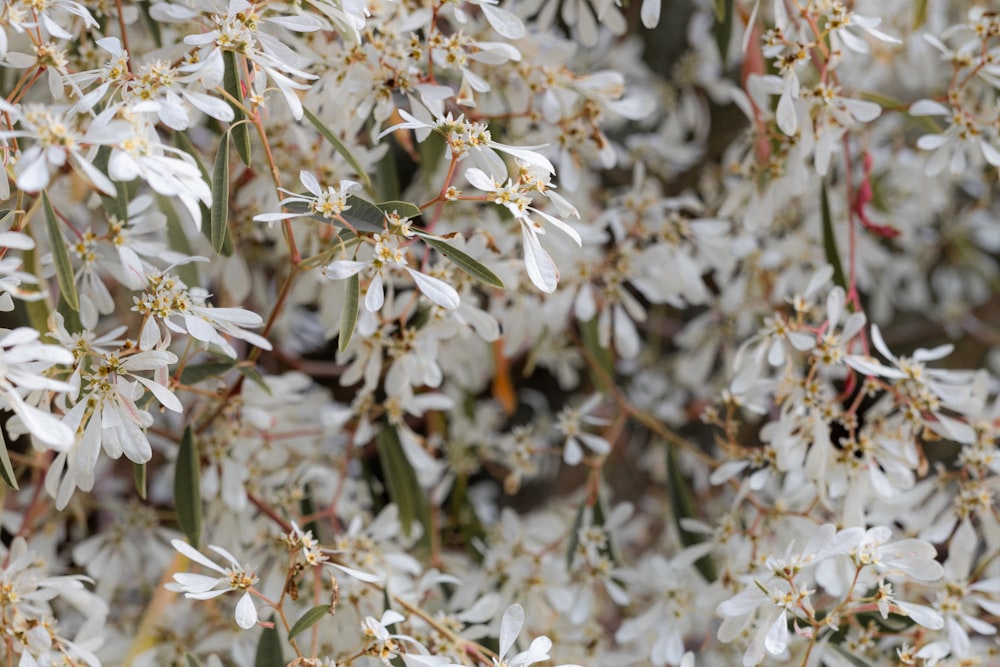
(3, 0, 1000, 666)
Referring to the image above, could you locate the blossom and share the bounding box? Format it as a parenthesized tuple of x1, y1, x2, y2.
(165, 539, 260, 630)
(0, 328, 74, 448)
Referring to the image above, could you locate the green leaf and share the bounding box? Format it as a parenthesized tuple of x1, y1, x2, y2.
(287, 604, 331, 640)
(302, 106, 372, 192)
(174, 426, 202, 549)
(173, 133, 231, 257)
(377, 201, 422, 219)
(580, 316, 613, 391)
(820, 181, 848, 290)
(41, 190, 79, 312)
(375, 426, 431, 546)
(223, 51, 252, 166)
(913, 0, 929, 29)
(667, 444, 717, 582)
(157, 194, 200, 287)
(185, 655, 201, 667)
(254, 619, 284, 667)
(179, 361, 237, 386)
(0, 427, 18, 490)
(417, 132, 446, 188)
(565, 501, 586, 569)
(134, 462, 147, 500)
(340, 196, 391, 232)
(416, 233, 505, 288)
(237, 364, 271, 394)
(299, 482, 320, 539)
(714, 0, 735, 66)
(211, 133, 231, 254)
(339, 272, 360, 352)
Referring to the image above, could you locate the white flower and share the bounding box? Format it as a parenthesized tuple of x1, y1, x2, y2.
(0, 327, 74, 448)
(493, 604, 581, 667)
(165, 539, 260, 630)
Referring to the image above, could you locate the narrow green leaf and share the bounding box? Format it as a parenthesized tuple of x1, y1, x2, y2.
(287, 604, 332, 640)
(375, 426, 431, 546)
(173, 133, 232, 256)
(175, 426, 202, 549)
(375, 141, 401, 201)
(56, 294, 82, 335)
(254, 620, 283, 667)
(339, 273, 360, 352)
(138, 1, 163, 48)
(0, 427, 18, 490)
(377, 201, 422, 219)
(340, 196, 390, 232)
(41, 191, 79, 312)
(565, 501, 585, 569)
(417, 233, 505, 289)
(133, 462, 147, 500)
(580, 316, 613, 391)
(417, 132, 446, 188)
(237, 365, 271, 394)
(913, 0, 929, 29)
(211, 133, 231, 255)
(667, 444, 716, 582)
(299, 482, 320, 539)
(179, 361, 237, 386)
(302, 106, 372, 192)
(157, 194, 200, 287)
(223, 51, 252, 166)
(714, 0, 735, 66)
(820, 181, 848, 290)
(17, 238, 52, 332)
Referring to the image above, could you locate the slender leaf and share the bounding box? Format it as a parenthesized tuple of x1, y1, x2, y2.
(417, 233, 505, 288)
(179, 361, 237, 386)
(820, 181, 848, 290)
(41, 191, 79, 312)
(375, 141, 401, 201)
(134, 462, 147, 500)
(580, 316, 613, 391)
(237, 364, 271, 394)
(173, 133, 232, 256)
(287, 604, 331, 640)
(339, 272, 360, 352)
(913, 0, 929, 29)
(174, 426, 202, 549)
(223, 51, 252, 166)
(299, 482, 320, 539)
(254, 620, 283, 667)
(302, 106, 372, 192)
(375, 426, 431, 546)
(377, 201, 422, 219)
(0, 427, 18, 490)
(667, 444, 716, 582)
(714, 0, 735, 66)
(185, 655, 201, 667)
(56, 294, 82, 334)
(211, 133, 231, 254)
(340, 196, 390, 232)
(157, 194, 200, 287)
(565, 501, 586, 569)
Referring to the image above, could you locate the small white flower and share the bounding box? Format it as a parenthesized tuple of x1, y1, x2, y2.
(165, 539, 260, 630)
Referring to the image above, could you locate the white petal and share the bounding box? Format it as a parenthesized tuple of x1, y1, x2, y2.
(405, 267, 460, 309)
(498, 604, 524, 660)
(521, 224, 558, 293)
(234, 591, 258, 629)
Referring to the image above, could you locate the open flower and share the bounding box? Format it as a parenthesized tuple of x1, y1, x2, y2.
(165, 539, 260, 630)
